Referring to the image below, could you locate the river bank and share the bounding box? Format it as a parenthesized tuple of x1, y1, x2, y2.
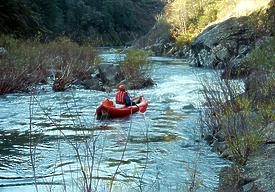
(135, 1, 275, 191)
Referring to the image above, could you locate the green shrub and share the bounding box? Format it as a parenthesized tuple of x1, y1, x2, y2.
(200, 74, 266, 165)
(217, 165, 241, 192)
(164, 0, 231, 46)
(119, 48, 151, 81)
(201, 31, 274, 164)
(248, 6, 275, 38)
(44, 37, 97, 79)
(226, 132, 263, 165)
(42, 37, 98, 91)
(254, 102, 275, 126)
(240, 37, 275, 101)
(176, 33, 195, 46)
(245, 37, 275, 70)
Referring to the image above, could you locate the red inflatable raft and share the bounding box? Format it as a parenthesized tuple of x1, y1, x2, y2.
(96, 96, 148, 119)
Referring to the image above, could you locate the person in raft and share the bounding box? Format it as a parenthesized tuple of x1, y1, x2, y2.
(115, 85, 140, 107)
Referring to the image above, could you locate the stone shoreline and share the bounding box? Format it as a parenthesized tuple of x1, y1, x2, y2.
(136, 1, 275, 191)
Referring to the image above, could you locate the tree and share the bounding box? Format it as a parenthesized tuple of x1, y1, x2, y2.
(0, 0, 39, 36)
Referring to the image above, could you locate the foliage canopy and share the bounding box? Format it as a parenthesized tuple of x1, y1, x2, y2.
(0, 0, 163, 45)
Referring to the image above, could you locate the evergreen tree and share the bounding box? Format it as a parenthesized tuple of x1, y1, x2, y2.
(0, 0, 164, 44)
(0, 0, 39, 36)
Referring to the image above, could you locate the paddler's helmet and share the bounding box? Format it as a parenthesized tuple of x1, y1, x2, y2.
(119, 85, 126, 91)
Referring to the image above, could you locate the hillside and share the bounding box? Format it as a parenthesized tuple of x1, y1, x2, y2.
(135, 0, 273, 56)
(0, 0, 165, 45)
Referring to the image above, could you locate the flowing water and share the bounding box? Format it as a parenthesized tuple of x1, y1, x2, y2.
(0, 51, 228, 192)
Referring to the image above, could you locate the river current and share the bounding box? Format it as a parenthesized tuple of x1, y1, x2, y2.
(0, 51, 227, 192)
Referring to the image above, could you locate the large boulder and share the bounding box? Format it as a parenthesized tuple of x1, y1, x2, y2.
(98, 63, 124, 86)
(188, 16, 256, 69)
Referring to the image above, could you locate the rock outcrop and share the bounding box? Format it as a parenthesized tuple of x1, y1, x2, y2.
(133, 20, 175, 56)
(137, 15, 260, 79)
(139, 1, 274, 80)
(184, 16, 257, 71)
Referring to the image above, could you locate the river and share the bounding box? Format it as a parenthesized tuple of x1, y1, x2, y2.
(0, 51, 228, 192)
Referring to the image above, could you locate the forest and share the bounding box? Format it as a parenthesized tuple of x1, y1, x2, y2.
(0, 0, 164, 45)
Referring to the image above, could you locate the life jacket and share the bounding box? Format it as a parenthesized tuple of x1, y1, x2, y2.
(115, 91, 127, 104)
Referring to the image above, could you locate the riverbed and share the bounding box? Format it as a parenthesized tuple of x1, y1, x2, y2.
(0, 51, 227, 192)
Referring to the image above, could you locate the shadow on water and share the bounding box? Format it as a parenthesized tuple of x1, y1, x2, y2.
(0, 130, 44, 154)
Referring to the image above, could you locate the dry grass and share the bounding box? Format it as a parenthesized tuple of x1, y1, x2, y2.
(0, 35, 98, 94)
(44, 38, 97, 91)
(0, 36, 48, 94)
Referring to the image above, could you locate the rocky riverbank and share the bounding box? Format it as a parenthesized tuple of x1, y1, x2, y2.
(136, 1, 274, 191)
(217, 122, 275, 192)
